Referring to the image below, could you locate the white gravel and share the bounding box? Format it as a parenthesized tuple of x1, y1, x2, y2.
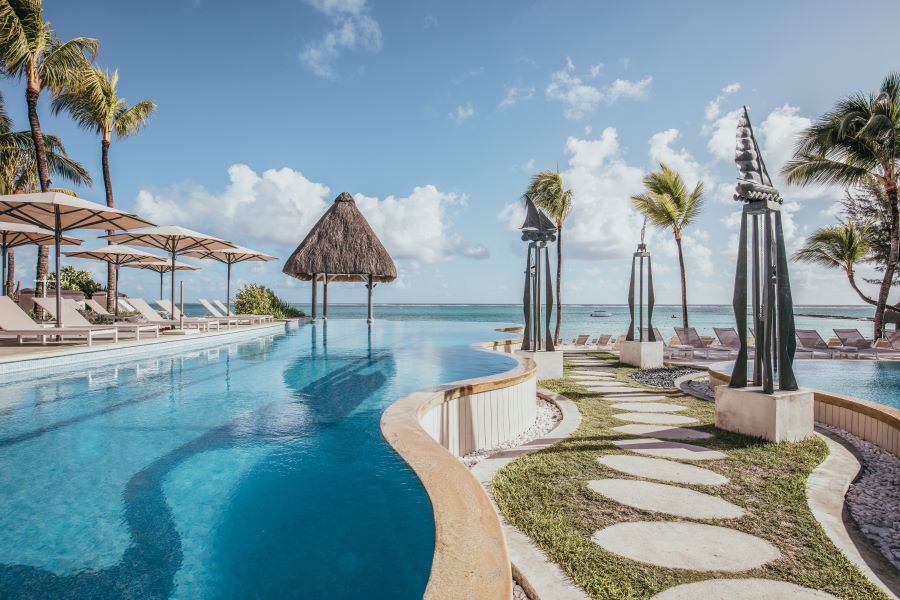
(460, 397, 562, 468)
(819, 423, 900, 570)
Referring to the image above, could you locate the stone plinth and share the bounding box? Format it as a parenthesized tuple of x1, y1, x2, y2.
(519, 350, 563, 379)
(620, 341, 664, 369)
(715, 385, 814, 442)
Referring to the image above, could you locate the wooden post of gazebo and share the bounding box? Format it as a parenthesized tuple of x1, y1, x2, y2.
(367, 274, 374, 322)
(311, 272, 318, 321)
(282, 192, 397, 323)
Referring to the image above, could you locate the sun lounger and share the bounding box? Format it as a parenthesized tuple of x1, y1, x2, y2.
(834, 329, 889, 359)
(155, 300, 228, 330)
(84, 298, 114, 321)
(128, 298, 213, 331)
(592, 333, 613, 349)
(674, 327, 735, 359)
(34, 298, 159, 341)
(640, 327, 692, 359)
(0, 296, 117, 346)
(794, 329, 850, 358)
(198, 299, 260, 325)
(571, 334, 590, 347)
(713, 327, 757, 357)
(212, 299, 274, 323)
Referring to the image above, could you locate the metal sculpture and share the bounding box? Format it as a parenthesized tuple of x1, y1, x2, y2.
(729, 106, 798, 393)
(626, 219, 656, 342)
(520, 197, 557, 352)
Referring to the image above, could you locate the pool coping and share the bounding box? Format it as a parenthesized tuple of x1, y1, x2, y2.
(380, 334, 535, 600)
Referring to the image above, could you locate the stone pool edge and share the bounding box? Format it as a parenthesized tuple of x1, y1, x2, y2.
(380, 334, 534, 600)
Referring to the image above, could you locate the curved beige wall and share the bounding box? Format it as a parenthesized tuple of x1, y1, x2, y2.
(709, 365, 900, 458)
(381, 338, 536, 600)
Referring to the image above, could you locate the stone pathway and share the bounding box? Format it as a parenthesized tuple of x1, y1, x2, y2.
(563, 352, 837, 599)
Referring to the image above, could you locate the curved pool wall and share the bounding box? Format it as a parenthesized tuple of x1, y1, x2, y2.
(0, 320, 517, 599)
(708, 360, 900, 458)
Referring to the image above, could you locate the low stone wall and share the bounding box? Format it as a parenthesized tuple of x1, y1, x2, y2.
(708, 364, 900, 458)
(380, 336, 535, 600)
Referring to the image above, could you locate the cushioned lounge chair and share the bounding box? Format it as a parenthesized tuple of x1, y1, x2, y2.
(128, 298, 212, 331)
(834, 328, 890, 359)
(713, 327, 757, 358)
(640, 327, 692, 359)
(197, 299, 258, 325)
(84, 298, 114, 321)
(674, 327, 735, 359)
(0, 296, 117, 346)
(34, 298, 159, 341)
(155, 300, 230, 329)
(212, 299, 274, 323)
(794, 329, 850, 358)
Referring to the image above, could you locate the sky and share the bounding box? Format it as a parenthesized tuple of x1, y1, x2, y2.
(2, 0, 899, 308)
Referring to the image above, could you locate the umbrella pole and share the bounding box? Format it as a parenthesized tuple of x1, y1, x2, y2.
(1, 238, 6, 297)
(55, 208, 62, 328)
(226, 261, 232, 316)
(367, 274, 373, 323)
(160, 270, 164, 301)
(311, 274, 317, 321)
(323, 273, 328, 320)
(170, 247, 176, 325)
(114, 263, 120, 317)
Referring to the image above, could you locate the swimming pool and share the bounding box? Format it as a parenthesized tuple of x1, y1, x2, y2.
(716, 360, 900, 410)
(0, 320, 516, 598)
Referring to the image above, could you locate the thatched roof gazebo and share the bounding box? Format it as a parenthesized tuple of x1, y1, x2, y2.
(283, 192, 396, 322)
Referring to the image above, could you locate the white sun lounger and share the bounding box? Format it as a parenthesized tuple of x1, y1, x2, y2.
(0, 296, 117, 346)
(34, 298, 159, 341)
(155, 300, 227, 330)
(128, 298, 211, 331)
(212, 299, 274, 323)
(197, 299, 258, 325)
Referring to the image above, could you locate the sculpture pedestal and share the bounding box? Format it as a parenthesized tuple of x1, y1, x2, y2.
(518, 350, 563, 380)
(620, 341, 664, 369)
(715, 385, 814, 442)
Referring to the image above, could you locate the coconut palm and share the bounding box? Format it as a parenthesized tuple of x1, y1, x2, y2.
(0, 0, 98, 309)
(52, 66, 156, 310)
(631, 163, 705, 328)
(0, 91, 91, 294)
(525, 170, 572, 344)
(782, 72, 900, 338)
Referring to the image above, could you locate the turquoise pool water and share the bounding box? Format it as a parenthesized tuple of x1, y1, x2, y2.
(0, 320, 516, 598)
(719, 360, 900, 409)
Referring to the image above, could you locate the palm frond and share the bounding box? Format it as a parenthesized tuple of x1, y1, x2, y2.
(114, 98, 156, 138)
(39, 36, 98, 90)
(525, 170, 572, 222)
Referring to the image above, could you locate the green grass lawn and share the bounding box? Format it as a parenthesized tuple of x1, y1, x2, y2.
(491, 353, 886, 600)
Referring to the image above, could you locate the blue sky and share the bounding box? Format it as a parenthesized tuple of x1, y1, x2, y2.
(3, 0, 899, 307)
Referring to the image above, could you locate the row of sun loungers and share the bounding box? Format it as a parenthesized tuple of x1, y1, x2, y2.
(0, 295, 275, 349)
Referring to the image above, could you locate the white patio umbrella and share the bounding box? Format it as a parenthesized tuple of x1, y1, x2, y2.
(103, 226, 235, 323)
(0, 192, 154, 325)
(124, 259, 199, 301)
(64, 245, 163, 315)
(182, 246, 276, 315)
(1, 222, 83, 296)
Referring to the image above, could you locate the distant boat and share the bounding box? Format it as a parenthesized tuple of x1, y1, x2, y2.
(590, 310, 611, 317)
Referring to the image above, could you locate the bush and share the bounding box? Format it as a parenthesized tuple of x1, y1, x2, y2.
(234, 284, 304, 319)
(48, 266, 102, 297)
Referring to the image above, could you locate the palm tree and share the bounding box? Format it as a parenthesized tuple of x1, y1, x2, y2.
(0, 91, 91, 294)
(525, 171, 572, 344)
(782, 72, 900, 338)
(52, 66, 156, 310)
(631, 163, 705, 328)
(0, 0, 98, 309)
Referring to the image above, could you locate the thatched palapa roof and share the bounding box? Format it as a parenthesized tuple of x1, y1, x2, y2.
(282, 192, 397, 282)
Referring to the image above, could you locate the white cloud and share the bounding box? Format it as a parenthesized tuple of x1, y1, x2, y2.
(300, 0, 382, 79)
(589, 63, 603, 78)
(545, 59, 652, 119)
(648, 128, 706, 189)
(498, 86, 535, 110)
(135, 165, 486, 264)
(705, 82, 741, 121)
(449, 102, 475, 123)
(514, 158, 535, 172)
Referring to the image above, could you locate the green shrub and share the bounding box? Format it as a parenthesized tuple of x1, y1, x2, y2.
(234, 284, 304, 319)
(48, 266, 102, 297)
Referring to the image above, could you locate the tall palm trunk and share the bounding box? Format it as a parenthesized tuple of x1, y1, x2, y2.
(872, 186, 899, 339)
(554, 221, 563, 344)
(26, 76, 52, 318)
(674, 231, 688, 328)
(5, 248, 13, 296)
(101, 136, 115, 311)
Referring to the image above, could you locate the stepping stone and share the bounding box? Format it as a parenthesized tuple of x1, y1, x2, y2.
(586, 381, 626, 387)
(603, 393, 668, 401)
(614, 413, 698, 426)
(651, 579, 840, 599)
(588, 479, 744, 519)
(571, 374, 613, 380)
(612, 424, 713, 441)
(598, 455, 728, 486)
(613, 438, 727, 461)
(593, 521, 780, 571)
(572, 369, 615, 375)
(609, 402, 687, 413)
(585, 386, 639, 394)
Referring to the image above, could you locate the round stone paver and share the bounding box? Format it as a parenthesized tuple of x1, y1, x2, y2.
(586, 386, 640, 394)
(609, 402, 687, 413)
(603, 393, 668, 401)
(613, 413, 699, 426)
(588, 479, 744, 519)
(586, 381, 627, 387)
(592, 521, 780, 571)
(651, 579, 839, 599)
(613, 438, 727, 461)
(598, 455, 728, 486)
(612, 424, 713, 441)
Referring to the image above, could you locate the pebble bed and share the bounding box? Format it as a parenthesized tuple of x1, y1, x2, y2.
(461, 398, 562, 468)
(629, 367, 704, 389)
(819, 423, 900, 570)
